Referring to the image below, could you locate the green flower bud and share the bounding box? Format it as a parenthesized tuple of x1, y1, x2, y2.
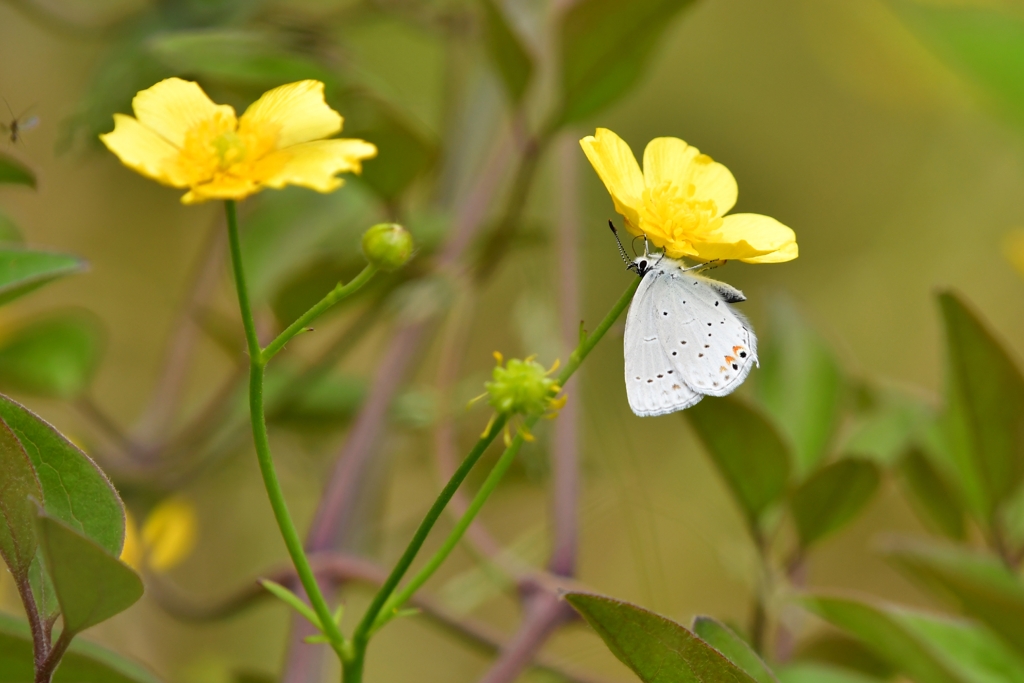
(485, 353, 562, 417)
(362, 223, 414, 271)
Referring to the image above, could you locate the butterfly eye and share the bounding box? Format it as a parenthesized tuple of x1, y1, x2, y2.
(638, 260, 647, 271)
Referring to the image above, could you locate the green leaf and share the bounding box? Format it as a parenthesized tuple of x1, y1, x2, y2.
(260, 580, 323, 631)
(794, 633, 897, 679)
(938, 291, 1024, 521)
(0, 394, 124, 555)
(691, 617, 778, 683)
(893, 2, 1024, 130)
(790, 459, 880, 549)
(774, 663, 884, 683)
(0, 153, 35, 188)
(480, 0, 533, 104)
(683, 396, 791, 529)
(37, 514, 142, 634)
(0, 416, 41, 581)
(557, 0, 698, 124)
(882, 539, 1024, 656)
(0, 311, 104, 399)
(147, 29, 337, 88)
(840, 389, 935, 465)
(564, 592, 758, 682)
(0, 210, 23, 245)
(0, 249, 86, 307)
(757, 298, 845, 477)
(0, 611, 161, 683)
(898, 447, 967, 540)
(803, 594, 1024, 683)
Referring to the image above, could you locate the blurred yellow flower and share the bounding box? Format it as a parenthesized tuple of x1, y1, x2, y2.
(580, 128, 798, 263)
(120, 497, 198, 571)
(101, 78, 377, 204)
(1004, 229, 1024, 278)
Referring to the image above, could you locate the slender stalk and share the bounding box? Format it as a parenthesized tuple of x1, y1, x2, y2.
(364, 278, 634, 634)
(263, 264, 378, 363)
(35, 628, 71, 683)
(225, 200, 346, 655)
(375, 427, 528, 631)
(351, 415, 509, 644)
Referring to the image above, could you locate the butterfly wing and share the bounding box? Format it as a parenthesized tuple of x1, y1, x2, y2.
(623, 270, 703, 416)
(650, 265, 758, 398)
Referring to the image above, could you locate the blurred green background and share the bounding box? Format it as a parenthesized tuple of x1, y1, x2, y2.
(2, 0, 1024, 681)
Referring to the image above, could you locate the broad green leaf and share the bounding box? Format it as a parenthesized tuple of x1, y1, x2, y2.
(557, 0, 698, 124)
(37, 514, 142, 634)
(757, 298, 845, 477)
(938, 291, 1024, 521)
(882, 539, 1024, 656)
(893, 2, 1024, 130)
(0, 395, 124, 555)
(147, 29, 337, 88)
(683, 396, 791, 528)
(795, 633, 897, 679)
(790, 459, 880, 549)
(0, 210, 23, 244)
(691, 617, 778, 683)
(841, 389, 935, 465)
(898, 447, 966, 540)
(775, 663, 883, 683)
(0, 311, 104, 399)
(0, 416, 41, 580)
(0, 153, 35, 188)
(0, 611, 160, 683)
(803, 594, 1024, 683)
(480, 0, 533, 103)
(565, 592, 758, 682)
(0, 250, 86, 307)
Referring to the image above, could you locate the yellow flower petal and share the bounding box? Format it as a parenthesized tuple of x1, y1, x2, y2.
(181, 175, 261, 205)
(642, 137, 737, 215)
(241, 80, 342, 150)
(261, 138, 377, 192)
(580, 129, 644, 230)
(142, 497, 198, 571)
(132, 78, 235, 148)
(693, 213, 797, 263)
(100, 114, 189, 187)
(741, 240, 799, 264)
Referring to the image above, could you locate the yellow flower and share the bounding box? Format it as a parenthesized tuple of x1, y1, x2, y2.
(120, 497, 198, 572)
(101, 78, 377, 204)
(1004, 229, 1024, 278)
(580, 128, 797, 263)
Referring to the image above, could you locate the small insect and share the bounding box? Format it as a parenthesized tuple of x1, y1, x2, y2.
(1, 99, 39, 144)
(610, 221, 759, 417)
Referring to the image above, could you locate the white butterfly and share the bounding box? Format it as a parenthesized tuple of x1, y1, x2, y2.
(612, 223, 758, 417)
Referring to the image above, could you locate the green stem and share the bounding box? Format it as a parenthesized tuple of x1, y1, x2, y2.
(225, 200, 346, 655)
(351, 415, 509, 645)
(263, 264, 378, 363)
(352, 276, 641, 663)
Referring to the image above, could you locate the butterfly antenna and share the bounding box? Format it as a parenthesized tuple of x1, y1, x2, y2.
(2, 97, 13, 120)
(608, 220, 632, 266)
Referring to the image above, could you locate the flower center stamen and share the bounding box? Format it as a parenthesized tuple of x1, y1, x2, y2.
(640, 181, 722, 253)
(212, 131, 248, 169)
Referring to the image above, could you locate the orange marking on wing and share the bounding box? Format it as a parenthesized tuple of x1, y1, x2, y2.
(725, 356, 735, 363)
(732, 346, 743, 354)
(719, 366, 727, 372)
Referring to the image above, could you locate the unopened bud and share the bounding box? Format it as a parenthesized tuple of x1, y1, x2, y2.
(362, 223, 413, 271)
